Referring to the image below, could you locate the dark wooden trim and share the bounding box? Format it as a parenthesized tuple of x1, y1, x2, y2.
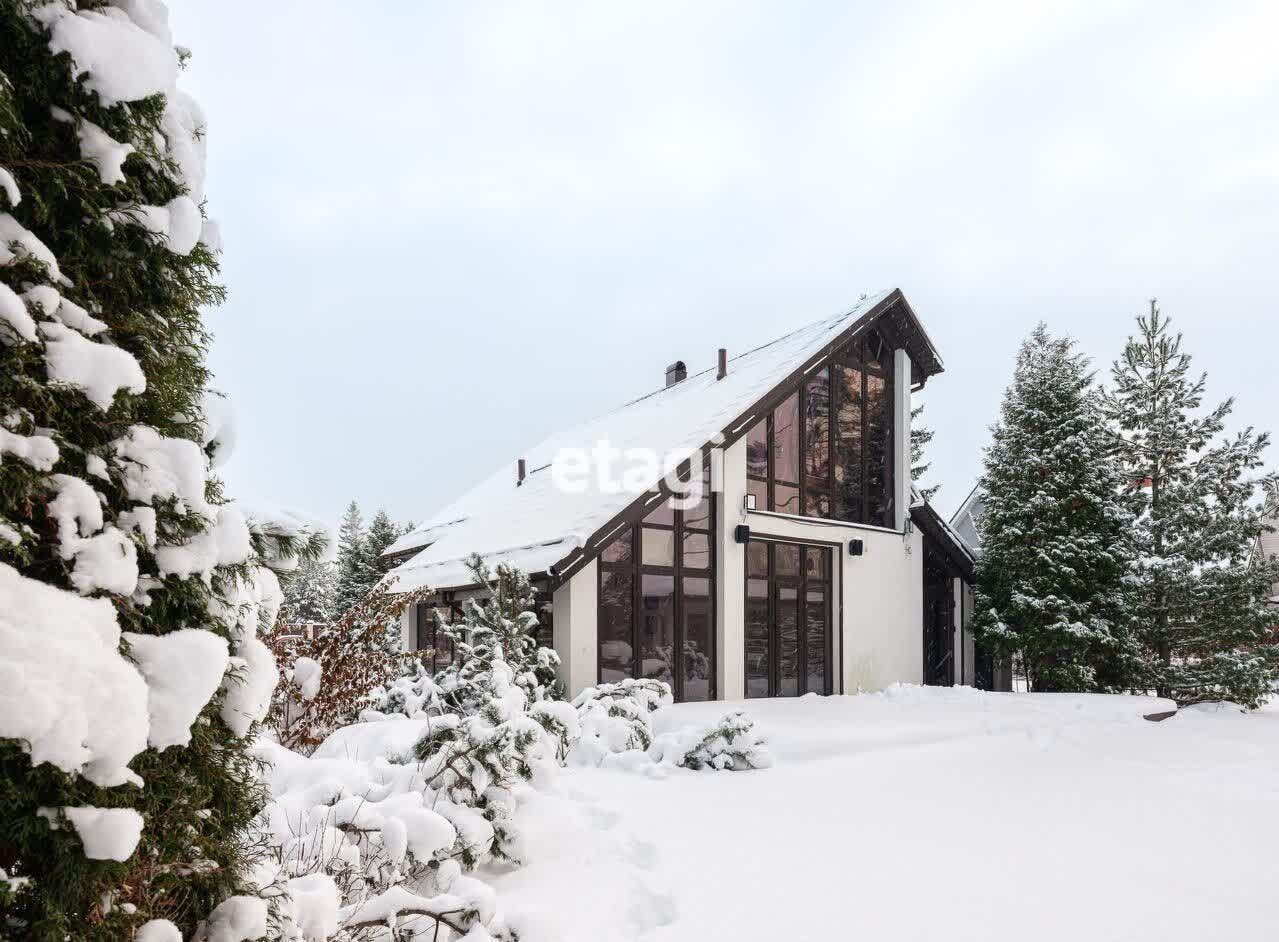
(909, 503, 975, 582)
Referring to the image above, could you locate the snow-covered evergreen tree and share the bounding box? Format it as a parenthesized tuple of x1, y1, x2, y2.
(1102, 302, 1278, 706)
(332, 499, 373, 614)
(911, 402, 939, 501)
(0, 4, 324, 937)
(364, 506, 407, 576)
(280, 555, 337, 624)
(974, 324, 1136, 692)
(435, 554, 564, 711)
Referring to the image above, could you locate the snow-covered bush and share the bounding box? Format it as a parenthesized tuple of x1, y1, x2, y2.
(568, 678, 672, 765)
(361, 557, 575, 863)
(268, 580, 430, 753)
(651, 710, 773, 771)
(569, 681, 771, 772)
(0, 2, 326, 937)
(249, 736, 515, 941)
(247, 582, 576, 937)
(408, 658, 576, 866)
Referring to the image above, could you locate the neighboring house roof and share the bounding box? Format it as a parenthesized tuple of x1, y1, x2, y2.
(384, 288, 944, 594)
(911, 495, 976, 581)
(949, 484, 983, 556)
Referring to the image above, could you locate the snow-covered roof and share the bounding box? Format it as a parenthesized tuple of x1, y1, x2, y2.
(385, 289, 940, 593)
(949, 484, 983, 555)
(910, 490, 976, 581)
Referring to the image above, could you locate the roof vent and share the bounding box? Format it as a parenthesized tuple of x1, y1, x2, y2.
(717, 348, 727, 380)
(665, 360, 687, 387)
(517, 458, 526, 486)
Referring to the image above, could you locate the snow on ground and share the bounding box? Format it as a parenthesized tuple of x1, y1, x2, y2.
(487, 686, 1279, 942)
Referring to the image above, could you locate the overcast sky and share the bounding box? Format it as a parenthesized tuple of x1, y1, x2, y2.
(170, 1, 1278, 529)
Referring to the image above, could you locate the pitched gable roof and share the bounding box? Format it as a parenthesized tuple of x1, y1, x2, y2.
(949, 484, 984, 555)
(385, 288, 941, 593)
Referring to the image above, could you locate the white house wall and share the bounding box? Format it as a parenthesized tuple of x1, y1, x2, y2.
(398, 604, 414, 654)
(553, 557, 598, 695)
(717, 435, 748, 700)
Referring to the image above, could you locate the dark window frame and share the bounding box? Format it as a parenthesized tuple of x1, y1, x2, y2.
(747, 329, 896, 528)
(597, 470, 717, 701)
(743, 539, 832, 698)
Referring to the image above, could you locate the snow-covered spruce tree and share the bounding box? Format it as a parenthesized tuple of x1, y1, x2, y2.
(363, 507, 409, 577)
(1101, 302, 1279, 707)
(0, 3, 323, 938)
(973, 324, 1136, 692)
(280, 554, 337, 625)
(332, 500, 373, 616)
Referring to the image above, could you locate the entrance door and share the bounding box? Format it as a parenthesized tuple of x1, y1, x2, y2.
(922, 545, 955, 686)
(745, 540, 833, 698)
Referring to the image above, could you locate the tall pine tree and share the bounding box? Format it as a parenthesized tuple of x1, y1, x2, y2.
(332, 499, 373, 614)
(974, 324, 1135, 692)
(364, 506, 407, 576)
(1102, 302, 1278, 706)
(0, 4, 322, 937)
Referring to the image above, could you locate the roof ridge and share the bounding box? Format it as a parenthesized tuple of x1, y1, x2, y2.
(604, 294, 883, 415)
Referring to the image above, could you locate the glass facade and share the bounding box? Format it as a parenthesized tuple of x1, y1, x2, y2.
(597, 464, 717, 701)
(747, 329, 896, 528)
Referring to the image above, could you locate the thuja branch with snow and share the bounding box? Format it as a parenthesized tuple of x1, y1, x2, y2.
(0, 3, 325, 939)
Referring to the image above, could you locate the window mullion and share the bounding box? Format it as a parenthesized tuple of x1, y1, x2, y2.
(798, 549, 808, 695)
(862, 365, 869, 523)
(631, 524, 640, 681)
(674, 507, 683, 702)
(798, 379, 806, 517)
(827, 360, 835, 520)
(766, 412, 774, 511)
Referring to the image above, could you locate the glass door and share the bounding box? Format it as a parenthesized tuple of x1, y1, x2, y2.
(745, 540, 832, 698)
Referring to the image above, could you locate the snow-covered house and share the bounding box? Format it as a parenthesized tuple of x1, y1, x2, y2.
(384, 289, 989, 700)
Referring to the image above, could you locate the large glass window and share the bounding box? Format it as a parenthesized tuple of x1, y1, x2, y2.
(747, 329, 895, 528)
(599, 566, 634, 683)
(744, 540, 832, 697)
(598, 464, 717, 701)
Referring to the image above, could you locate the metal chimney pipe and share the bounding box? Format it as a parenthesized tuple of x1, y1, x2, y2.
(717, 348, 727, 380)
(517, 458, 526, 486)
